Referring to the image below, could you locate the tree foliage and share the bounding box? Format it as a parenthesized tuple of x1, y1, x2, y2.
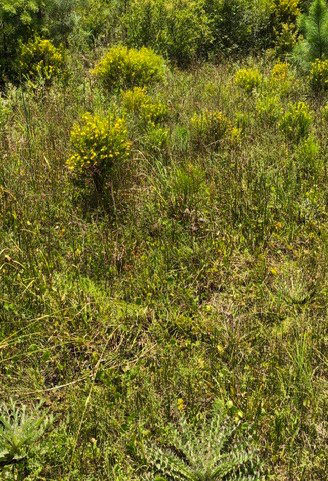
(294, 0, 328, 67)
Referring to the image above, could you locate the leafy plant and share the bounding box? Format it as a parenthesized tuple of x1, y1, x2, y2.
(19, 36, 65, 83)
(122, 87, 168, 125)
(269, 0, 301, 54)
(124, 0, 212, 67)
(91, 45, 166, 91)
(142, 403, 262, 481)
(0, 0, 78, 82)
(309, 57, 328, 89)
(0, 400, 53, 476)
(234, 67, 262, 93)
(67, 112, 131, 192)
(256, 94, 283, 125)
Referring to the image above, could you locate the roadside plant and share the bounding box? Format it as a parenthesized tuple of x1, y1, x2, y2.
(91, 45, 166, 91)
(67, 113, 131, 192)
(0, 400, 53, 478)
(142, 402, 262, 481)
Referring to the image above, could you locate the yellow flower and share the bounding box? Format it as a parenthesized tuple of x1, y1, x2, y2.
(177, 398, 185, 411)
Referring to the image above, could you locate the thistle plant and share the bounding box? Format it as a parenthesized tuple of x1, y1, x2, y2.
(142, 404, 262, 481)
(0, 400, 53, 475)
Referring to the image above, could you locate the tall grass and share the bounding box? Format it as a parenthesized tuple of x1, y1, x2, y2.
(0, 55, 327, 480)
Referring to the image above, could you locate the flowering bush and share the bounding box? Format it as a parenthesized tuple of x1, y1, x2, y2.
(67, 113, 130, 191)
(91, 45, 166, 91)
(279, 101, 313, 142)
(19, 37, 65, 82)
(122, 87, 168, 125)
(271, 62, 289, 81)
(190, 110, 229, 149)
(310, 58, 328, 91)
(234, 67, 262, 93)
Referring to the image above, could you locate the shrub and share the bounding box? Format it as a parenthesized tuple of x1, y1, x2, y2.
(91, 45, 166, 91)
(122, 87, 168, 125)
(67, 113, 131, 192)
(256, 95, 283, 125)
(124, 0, 212, 67)
(234, 67, 262, 93)
(279, 101, 313, 141)
(19, 36, 65, 82)
(190, 110, 230, 149)
(270, 0, 301, 54)
(205, 0, 271, 55)
(271, 61, 290, 81)
(0, 0, 79, 82)
(309, 57, 328, 89)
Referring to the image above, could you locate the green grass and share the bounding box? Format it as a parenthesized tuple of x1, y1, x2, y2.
(1, 56, 328, 480)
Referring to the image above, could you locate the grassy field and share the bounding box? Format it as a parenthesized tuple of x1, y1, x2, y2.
(1, 6, 328, 479)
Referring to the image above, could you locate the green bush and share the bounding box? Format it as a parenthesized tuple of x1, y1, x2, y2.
(19, 36, 65, 83)
(0, 0, 79, 82)
(210, 0, 273, 54)
(234, 67, 262, 93)
(67, 113, 131, 192)
(270, 0, 301, 54)
(91, 45, 166, 91)
(279, 101, 313, 141)
(122, 87, 168, 125)
(256, 94, 283, 125)
(309, 57, 328, 89)
(124, 0, 212, 66)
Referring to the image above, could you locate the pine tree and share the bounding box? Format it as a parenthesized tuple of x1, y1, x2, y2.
(294, 0, 328, 67)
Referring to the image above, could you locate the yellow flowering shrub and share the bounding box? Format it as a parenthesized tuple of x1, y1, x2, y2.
(67, 113, 130, 190)
(234, 67, 262, 93)
(91, 45, 166, 91)
(270, 0, 300, 54)
(271, 62, 289, 81)
(310, 59, 328, 92)
(190, 110, 229, 149)
(279, 102, 313, 142)
(122, 87, 168, 125)
(19, 37, 65, 82)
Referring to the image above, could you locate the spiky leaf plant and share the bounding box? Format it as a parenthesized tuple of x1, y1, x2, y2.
(142, 404, 262, 481)
(0, 400, 53, 469)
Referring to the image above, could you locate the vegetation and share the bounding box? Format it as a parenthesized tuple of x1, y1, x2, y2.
(0, 0, 328, 480)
